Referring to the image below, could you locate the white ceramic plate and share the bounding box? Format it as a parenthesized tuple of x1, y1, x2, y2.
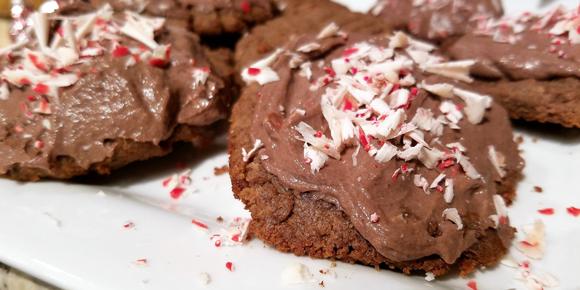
(1, 1, 579, 289)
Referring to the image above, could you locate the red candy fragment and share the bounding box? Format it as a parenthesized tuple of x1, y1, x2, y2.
(537, 208, 554, 215)
(191, 219, 209, 230)
(170, 187, 185, 199)
(225, 261, 234, 272)
(112, 45, 130, 58)
(342, 47, 358, 57)
(34, 83, 49, 95)
(240, 0, 251, 14)
(247, 67, 261, 76)
(567, 207, 580, 217)
(467, 280, 478, 290)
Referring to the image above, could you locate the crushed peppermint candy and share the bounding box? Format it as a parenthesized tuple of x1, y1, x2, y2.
(473, 5, 580, 46)
(515, 261, 560, 290)
(162, 169, 193, 200)
(275, 29, 489, 178)
(209, 217, 251, 247)
(515, 220, 545, 260)
(1, 4, 172, 101)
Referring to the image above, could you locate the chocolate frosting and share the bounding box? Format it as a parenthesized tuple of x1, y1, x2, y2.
(372, 0, 503, 42)
(444, 8, 580, 80)
(0, 7, 227, 177)
(248, 34, 522, 263)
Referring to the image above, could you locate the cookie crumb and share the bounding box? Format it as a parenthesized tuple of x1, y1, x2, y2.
(197, 272, 211, 286)
(214, 165, 229, 176)
(281, 263, 314, 285)
(533, 186, 543, 193)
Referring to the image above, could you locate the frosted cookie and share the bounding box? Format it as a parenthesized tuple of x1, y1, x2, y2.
(443, 6, 580, 127)
(229, 1, 523, 277)
(0, 4, 231, 180)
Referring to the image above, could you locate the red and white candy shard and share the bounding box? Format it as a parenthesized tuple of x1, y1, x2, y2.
(515, 261, 560, 290)
(241, 49, 283, 85)
(516, 220, 546, 260)
(490, 194, 508, 228)
(209, 217, 251, 247)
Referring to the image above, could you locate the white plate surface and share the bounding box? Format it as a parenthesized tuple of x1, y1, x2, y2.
(1, 1, 579, 289)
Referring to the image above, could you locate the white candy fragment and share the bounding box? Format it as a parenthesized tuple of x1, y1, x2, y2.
(304, 144, 329, 173)
(317, 22, 340, 39)
(420, 81, 455, 99)
(374, 142, 398, 163)
(414, 174, 429, 193)
(444, 178, 454, 203)
(196, 272, 211, 286)
(430, 173, 446, 189)
(442, 208, 463, 230)
(422, 60, 476, 83)
(242, 139, 263, 163)
(281, 263, 315, 285)
(488, 145, 506, 178)
(453, 88, 492, 125)
(0, 82, 9, 100)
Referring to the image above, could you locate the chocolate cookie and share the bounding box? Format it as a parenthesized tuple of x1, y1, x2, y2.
(58, 0, 277, 36)
(370, 0, 503, 43)
(442, 6, 580, 127)
(230, 0, 523, 277)
(0, 4, 231, 181)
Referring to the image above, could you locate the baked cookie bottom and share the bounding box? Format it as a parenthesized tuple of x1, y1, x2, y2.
(3, 123, 221, 182)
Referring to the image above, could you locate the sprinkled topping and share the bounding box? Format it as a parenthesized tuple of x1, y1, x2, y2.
(474, 5, 580, 45)
(0, 5, 171, 100)
(268, 29, 491, 179)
